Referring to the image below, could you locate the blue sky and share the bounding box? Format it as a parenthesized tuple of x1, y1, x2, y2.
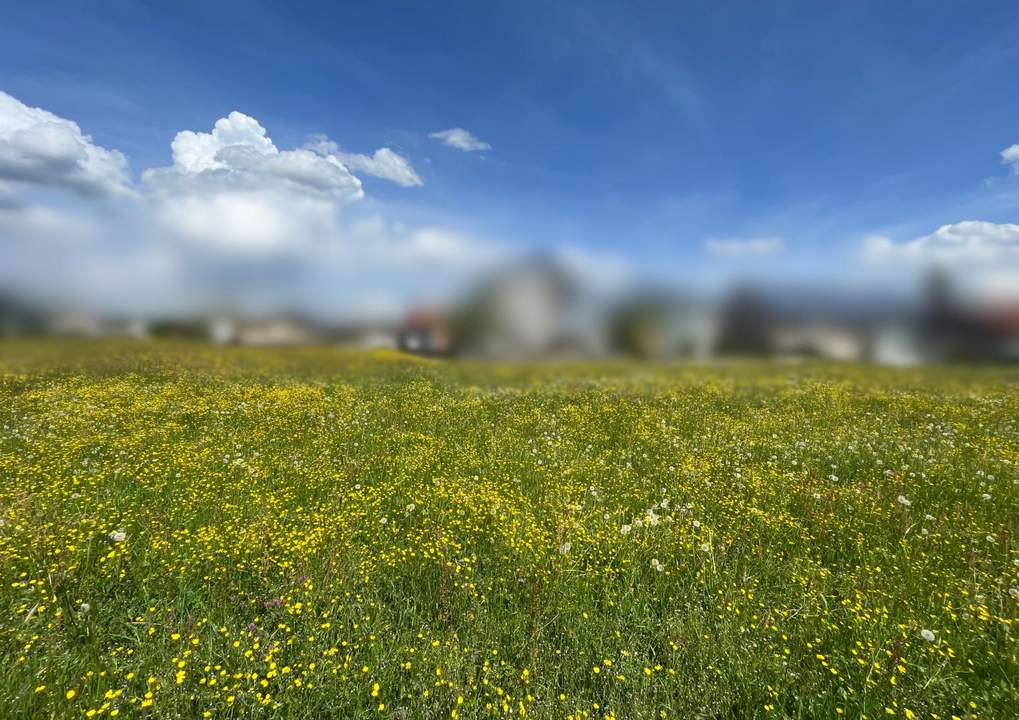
(1, 1, 1018, 313)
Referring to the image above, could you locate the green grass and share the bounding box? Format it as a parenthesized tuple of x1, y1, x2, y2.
(1, 340, 1017, 719)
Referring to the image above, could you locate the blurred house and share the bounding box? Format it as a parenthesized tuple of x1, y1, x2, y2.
(609, 292, 719, 360)
(771, 322, 865, 362)
(238, 316, 315, 346)
(871, 322, 925, 366)
(338, 326, 398, 350)
(3, 263, 1015, 365)
(207, 313, 324, 346)
(398, 307, 453, 355)
(714, 284, 920, 363)
(44, 309, 150, 339)
(716, 287, 776, 356)
(920, 271, 1019, 362)
(461, 258, 574, 356)
(48, 308, 104, 337)
(451, 257, 603, 357)
(0, 293, 46, 336)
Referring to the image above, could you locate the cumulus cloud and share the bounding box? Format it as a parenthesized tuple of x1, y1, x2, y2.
(169, 111, 278, 172)
(141, 112, 365, 255)
(705, 237, 784, 256)
(338, 148, 422, 187)
(0, 98, 495, 315)
(863, 221, 1019, 303)
(304, 134, 422, 187)
(0, 90, 131, 197)
(429, 127, 491, 152)
(864, 221, 1019, 263)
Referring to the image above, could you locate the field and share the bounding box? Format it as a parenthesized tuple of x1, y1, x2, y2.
(0, 341, 1017, 719)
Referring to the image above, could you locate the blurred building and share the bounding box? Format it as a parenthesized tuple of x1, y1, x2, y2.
(398, 307, 453, 355)
(449, 257, 604, 357)
(609, 292, 718, 360)
(0, 293, 46, 336)
(3, 262, 1017, 364)
(920, 270, 1019, 362)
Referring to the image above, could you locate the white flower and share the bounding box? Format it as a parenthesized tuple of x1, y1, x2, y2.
(692, 519, 701, 529)
(924, 514, 935, 521)
(405, 502, 416, 513)
(650, 558, 664, 572)
(700, 543, 711, 552)
(559, 542, 572, 555)
(646, 510, 660, 527)
(620, 524, 632, 535)
(660, 499, 669, 509)
(981, 493, 991, 501)
(812, 492, 821, 500)
(109, 530, 126, 543)
(1009, 587, 1019, 599)
(920, 628, 936, 642)
(79, 602, 90, 613)
(897, 495, 912, 508)
(380, 517, 388, 525)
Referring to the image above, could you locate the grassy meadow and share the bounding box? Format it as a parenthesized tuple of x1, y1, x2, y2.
(0, 341, 1017, 719)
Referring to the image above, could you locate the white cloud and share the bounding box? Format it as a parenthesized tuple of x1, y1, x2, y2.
(864, 221, 1019, 263)
(1001, 143, 1019, 173)
(0, 90, 131, 197)
(863, 221, 1019, 304)
(405, 227, 487, 264)
(337, 148, 422, 187)
(150, 114, 363, 202)
(0, 98, 494, 316)
(705, 237, 784, 256)
(170, 111, 278, 172)
(304, 135, 422, 187)
(343, 215, 504, 269)
(429, 127, 491, 152)
(142, 112, 364, 255)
